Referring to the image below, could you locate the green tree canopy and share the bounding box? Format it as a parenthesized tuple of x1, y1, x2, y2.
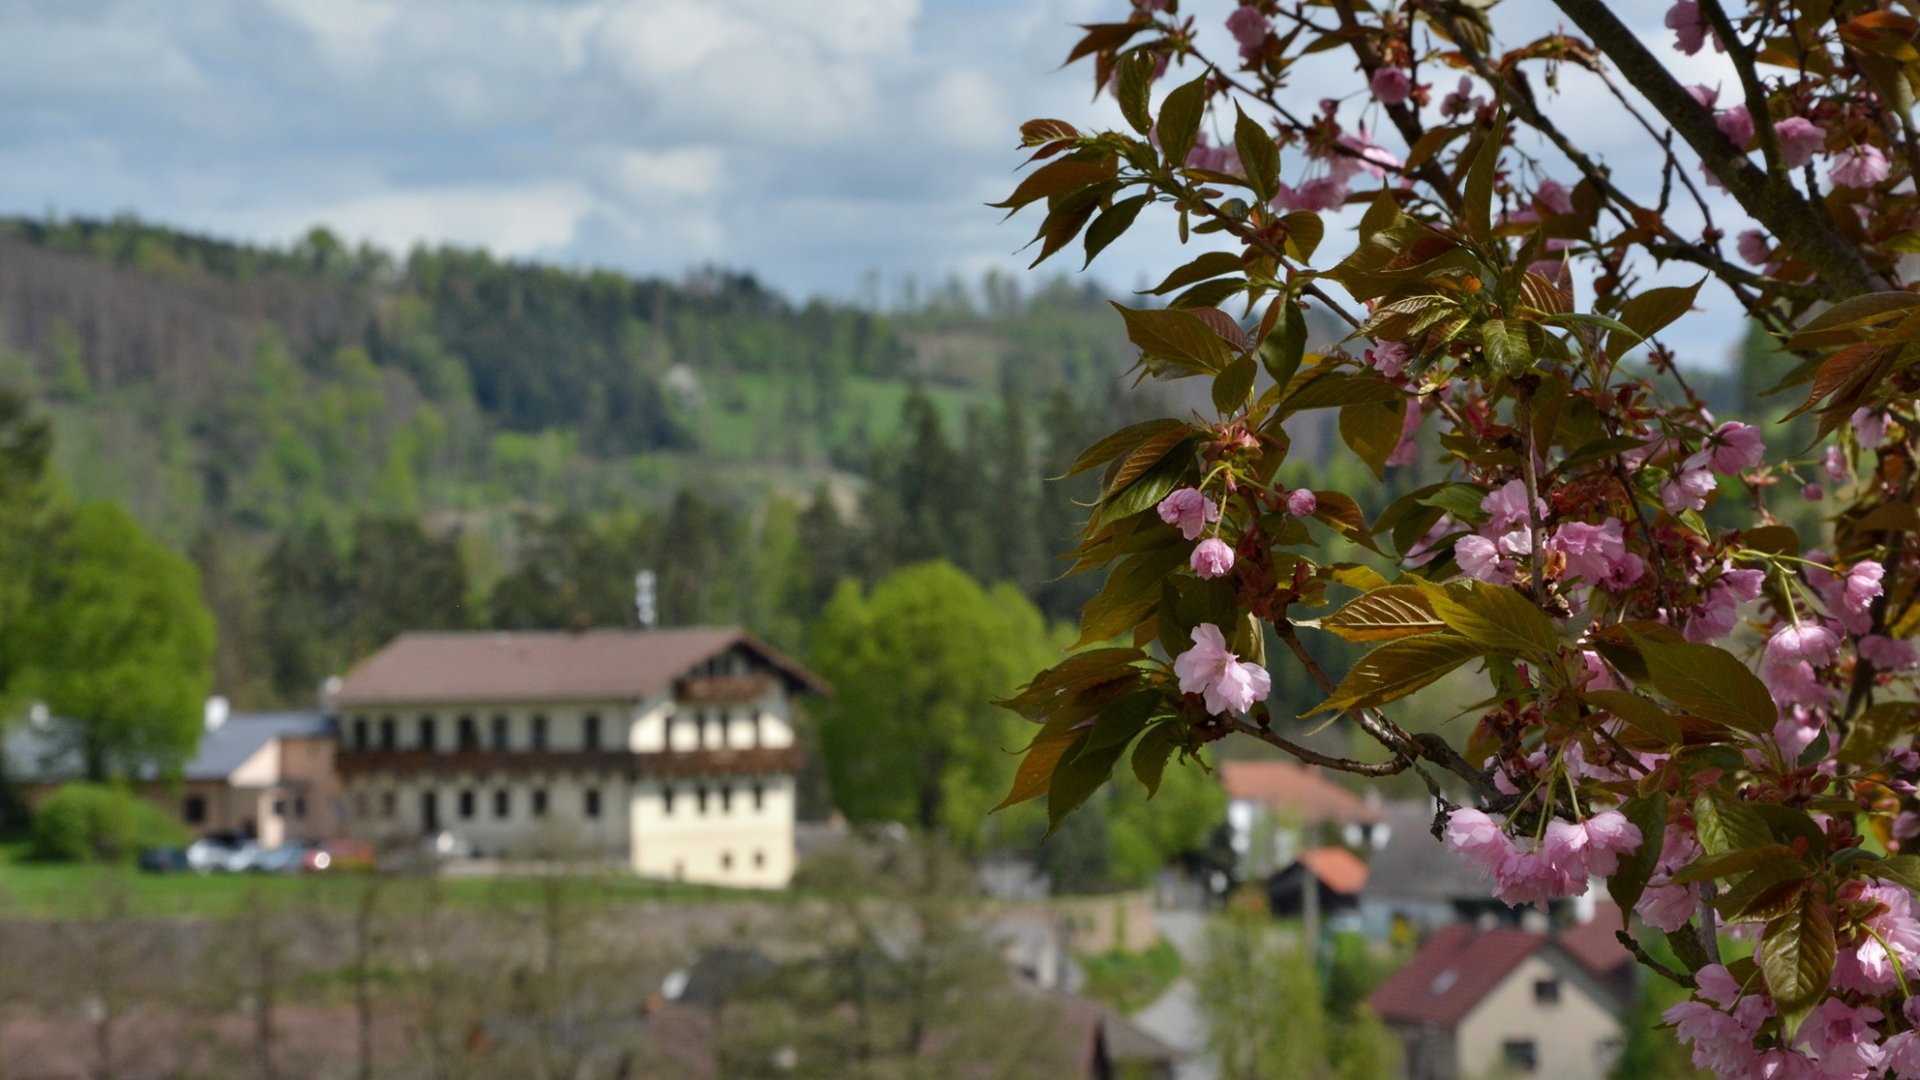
(11, 502, 215, 779)
(808, 560, 1059, 849)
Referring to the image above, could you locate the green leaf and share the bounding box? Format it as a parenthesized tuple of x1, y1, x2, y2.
(1131, 722, 1180, 797)
(1583, 689, 1681, 744)
(1281, 371, 1401, 414)
(1112, 303, 1237, 372)
(1259, 301, 1307, 388)
(1421, 580, 1560, 660)
(1157, 71, 1208, 170)
(1869, 854, 1920, 891)
(1463, 114, 1506, 240)
(1312, 586, 1446, 643)
(1714, 859, 1812, 921)
(1633, 636, 1777, 735)
(1212, 353, 1258, 414)
(1606, 278, 1704, 359)
(994, 730, 1080, 812)
(1233, 105, 1279, 203)
(1693, 788, 1773, 857)
(1841, 702, 1920, 765)
(1064, 418, 1190, 479)
(1785, 290, 1920, 350)
(1608, 793, 1668, 919)
(1101, 425, 1192, 498)
(1761, 890, 1835, 1039)
(1146, 251, 1244, 296)
(1047, 731, 1128, 835)
(1480, 318, 1533, 374)
(1114, 49, 1155, 135)
(1338, 397, 1407, 481)
(1307, 490, 1382, 554)
(1670, 844, 1800, 884)
(1079, 690, 1163, 754)
(1281, 211, 1324, 262)
(990, 158, 1116, 215)
(1305, 634, 1481, 716)
(1083, 193, 1152, 268)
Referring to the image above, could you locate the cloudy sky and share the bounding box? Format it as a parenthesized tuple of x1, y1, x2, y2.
(1, 0, 1755, 361)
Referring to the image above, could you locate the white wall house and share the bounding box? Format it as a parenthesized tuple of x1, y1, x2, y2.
(329, 628, 825, 888)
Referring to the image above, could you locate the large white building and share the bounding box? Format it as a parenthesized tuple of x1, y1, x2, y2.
(330, 627, 825, 888)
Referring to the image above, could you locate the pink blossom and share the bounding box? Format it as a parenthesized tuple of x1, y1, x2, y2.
(1660, 467, 1717, 514)
(1830, 144, 1890, 189)
(1667, 1001, 1759, 1074)
(1834, 883, 1920, 994)
(1841, 560, 1884, 623)
(1802, 482, 1825, 502)
(1637, 826, 1702, 932)
(1456, 534, 1510, 584)
(1385, 402, 1422, 467)
(1173, 623, 1271, 715)
(1716, 104, 1754, 147)
(1190, 538, 1235, 579)
(1737, 229, 1771, 265)
(1775, 116, 1826, 168)
(1493, 844, 1586, 906)
(1272, 177, 1348, 212)
(1885, 1032, 1920, 1079)
(1863, 634, 1920, 672)
(1695, 964, 1742, 1008)
(1441, 76, 1484, 118)
(1798, 998, 1886, 1075)
(1370, 67, 1412, 106)
(1580, 811, 1643, 877)
(1691, 421, 1765, 474)
(1444, 807, 1510, 876)
(1284, 489, 1317, 516)
(1665, 1, 1713, 54)
(1366, 340, 1411, 378)
(1764, 622, 1841, 707)
(1332, 128, 1401, 182)
(1481, 478, 1539, 532)
(1185, 135, 1242, 175)
(1773, 706, 1824, 761)
(1403, 515, 1454, 567)
(1157, 488, 1220, 541)
(1824, 445, 1849, 482)
(1535, 179, 1574, 216)
(1853, 407, 1890, 448)
(1225, 5, 1270, 59)
(1549, 518, 1642, 588)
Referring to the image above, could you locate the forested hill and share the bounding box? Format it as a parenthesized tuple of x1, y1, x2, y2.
(0, 216, 1176, 707)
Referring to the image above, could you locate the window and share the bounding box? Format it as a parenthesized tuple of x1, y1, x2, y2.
(532, 789, 548, 817)
(695, 712, 708, 748)
(663, 786, 676, 816)
(353, 793, 369, 819)
(696, 785, 709, 815)
(494, 788, 510, 818)
(1501, 1040, 1538, 1073)
(721, 851, 733, 871)
(271, 799, 285, 818)
(584, 788, 601, 819)
(584, 713, 601, 750)
(491, 714, 508, 751)
(459, 790, 476, 820)
(1534, 978, 1561, 1005)
(294, 796, 307, 819)
(457, 715, 478, 751)
(378, 716, 396, 750)
(720, 785, 733, 813)
(751, 782, 765, 812)
(418, 715, 437, 752)
(184, 795, 207, 824)
(531, 714, 548, 751)
(753, 850, 765, 869)
(352, 718, 369, 750)
(421, 790, 440, 831)
(381, 791, 396, 818)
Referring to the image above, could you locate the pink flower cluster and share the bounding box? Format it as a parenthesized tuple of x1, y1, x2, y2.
(1173, 623, 1271, 715)
(1634, 824, 1701, 932)
(1832, 881, 1920, 995)
(1683, 564, 1766, 642)
(1670, 964, 1920, 1079)
(1159, 488, 1236, 578)
(1763, 622, 1841, 707)
(1443, 807, 1641, 907)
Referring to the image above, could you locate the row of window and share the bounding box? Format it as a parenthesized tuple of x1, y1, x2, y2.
(183, 794, 307, 824)
(355, 781, 771, 823)
(346, 709, 768, 753)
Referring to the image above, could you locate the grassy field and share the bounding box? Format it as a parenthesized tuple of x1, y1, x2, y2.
(0, 840, 760, 919)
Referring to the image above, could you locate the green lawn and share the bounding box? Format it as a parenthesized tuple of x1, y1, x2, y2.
(1077, 937, 1183, 1014)
(0, 840, 760, 919)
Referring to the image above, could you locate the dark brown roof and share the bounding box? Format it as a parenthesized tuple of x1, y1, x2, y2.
(1368, 924, 1545, 1027)
(1219, 760, 1385, 824)
(1369, 918, 1634, 1028)
(332, 627, 828, 707)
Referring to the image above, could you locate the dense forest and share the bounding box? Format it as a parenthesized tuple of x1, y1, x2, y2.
(0, 215, 1792, 723)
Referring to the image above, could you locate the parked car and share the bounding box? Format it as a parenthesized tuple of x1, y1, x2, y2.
(138, 846, 189, 874)
(254, 844, 309, 874)
(222, 841, 265, 873)
(305, 838, 374, 872)
(186, 837, 240, 873)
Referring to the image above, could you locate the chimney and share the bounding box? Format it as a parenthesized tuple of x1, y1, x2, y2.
(204, 696, 229, 732)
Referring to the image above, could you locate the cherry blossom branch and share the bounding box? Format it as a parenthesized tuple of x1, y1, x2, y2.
(1549, 0, 1878, 298)
(1617, 930, 1697, 988)
(1328, 0, 1466, 213)
(1227, 714, 1409, 778)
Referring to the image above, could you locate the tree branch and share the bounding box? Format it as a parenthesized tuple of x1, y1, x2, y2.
(1550, 0, 1878, 299)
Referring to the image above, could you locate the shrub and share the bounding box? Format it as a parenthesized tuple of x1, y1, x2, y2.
(29, 783, 188, 862)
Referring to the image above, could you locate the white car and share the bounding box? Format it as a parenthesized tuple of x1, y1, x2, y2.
(185, 838, 238, 873)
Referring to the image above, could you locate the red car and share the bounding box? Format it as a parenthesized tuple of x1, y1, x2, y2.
(304, 838, 374, 872)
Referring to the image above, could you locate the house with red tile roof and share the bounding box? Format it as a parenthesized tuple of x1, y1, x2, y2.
(1368, 915, 1634, 1080)
(1219, 759, 1386, 877)
(330, 627, 826, 887)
